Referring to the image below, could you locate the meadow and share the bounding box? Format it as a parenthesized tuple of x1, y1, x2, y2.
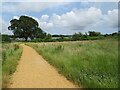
(2, 43, 22, 88)
(26, 39, 118, 88)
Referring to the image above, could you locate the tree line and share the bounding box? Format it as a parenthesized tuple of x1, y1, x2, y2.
(1, 31, 119, 42)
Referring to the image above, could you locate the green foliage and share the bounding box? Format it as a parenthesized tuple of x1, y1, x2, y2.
(32, 38, 44, 42)
(33, 27, 46, 39)
(8, 15, 45, 41)
(26, 39, 118, 88)
(72, 32, 90, 41)
(88, 31, 101, 36)
(31, 35, 116, 42)
(72, 33, 80, 40)
(60, 35, 64, 40)
(89, 36, 104, 40)
(2, 27, 119, 42)
(2, 35, 11, 42)
(45, 33, 52, 40)
(2, 44, 22, 88)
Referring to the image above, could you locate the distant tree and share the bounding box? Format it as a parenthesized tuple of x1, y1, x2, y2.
(72, 33, 80, 40)
(60, 35, 64, 39)
(104, 34, 109, 37)
(45, 33, 52, 40)
(111, 32, 118, 36)
(81, 34, 89, 40)
(88, 31, 101, 36)
(52, 35, 60, 37)
(2, 34, 11, 42)
(8, 15, 45, 41)
(78, 32, 83, 37)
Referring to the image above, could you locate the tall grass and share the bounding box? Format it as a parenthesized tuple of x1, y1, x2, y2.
(26, 39, 118, 88)
(2, 43, 22, 88)
(0, 44, 2, 89)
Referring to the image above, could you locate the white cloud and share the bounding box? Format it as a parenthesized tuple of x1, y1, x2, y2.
(12, 7, 118, 32)
(51, 7, 102, 30)
(50, 7, 118, 31)
(13, 16, 19, 19)
(40, 15, 49, 21)
(2, 2, 69, 13)
(39, 22, 53, 30)
(32, 15, 53, 30)
(103, 9, 118, 28)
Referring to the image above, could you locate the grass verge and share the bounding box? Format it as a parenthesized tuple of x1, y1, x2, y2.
(2, 43, 22, 88)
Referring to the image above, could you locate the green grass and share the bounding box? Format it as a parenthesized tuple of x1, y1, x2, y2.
(0, 44, 2, 89)
(26, 39, 118, 88)
(2, 43, 23, 88)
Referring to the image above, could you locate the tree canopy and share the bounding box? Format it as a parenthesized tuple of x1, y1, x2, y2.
(88, 31, 101, 36)
(8, 15, 46, 41)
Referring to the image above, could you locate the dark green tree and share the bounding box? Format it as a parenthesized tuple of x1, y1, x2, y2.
(45, 33, 52, 40)
(72, 33, 80, 40)
(2, 34, 11, 42)
(111, 32, 118, 36)
(60, 34, 64, 40)
(8, 16, 45, 41)
(31, 27, 46, 40)
(88, 31, 101, 36)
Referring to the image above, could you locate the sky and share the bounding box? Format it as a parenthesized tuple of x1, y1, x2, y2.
(1, 1, 118, 35)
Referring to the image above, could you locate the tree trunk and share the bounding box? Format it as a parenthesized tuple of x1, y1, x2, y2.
(25, 37, 28, 41)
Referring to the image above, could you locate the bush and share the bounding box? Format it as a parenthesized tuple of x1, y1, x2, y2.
(88, 36, 104, 40)
(2, 35, 11, 42)
(32, 38, 43, 42)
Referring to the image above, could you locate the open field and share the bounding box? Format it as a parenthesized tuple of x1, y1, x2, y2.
(2, 43, 22, 88)
(26, 39, 118, 88)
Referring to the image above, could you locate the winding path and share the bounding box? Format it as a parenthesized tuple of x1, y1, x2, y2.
(9, 44, 78, 88)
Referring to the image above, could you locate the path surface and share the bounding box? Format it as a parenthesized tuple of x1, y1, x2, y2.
(9, 44, 78, 88)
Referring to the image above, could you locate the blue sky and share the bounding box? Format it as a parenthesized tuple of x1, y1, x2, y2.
(1, 2, 118, 35)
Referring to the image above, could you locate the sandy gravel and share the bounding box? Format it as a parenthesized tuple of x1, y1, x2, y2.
(9, 44, 78, 88)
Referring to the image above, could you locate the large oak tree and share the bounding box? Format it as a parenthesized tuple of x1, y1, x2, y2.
(8, 16, 46, 41)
